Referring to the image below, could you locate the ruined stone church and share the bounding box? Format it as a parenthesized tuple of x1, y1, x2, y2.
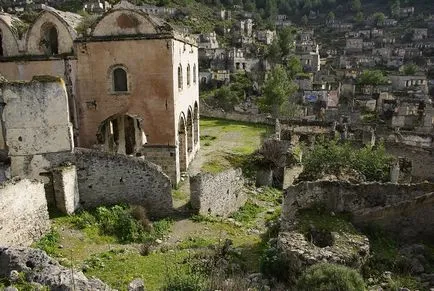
(0, 1, 199, 183)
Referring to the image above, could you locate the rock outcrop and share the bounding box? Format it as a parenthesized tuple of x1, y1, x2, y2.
(0, 247, 113, 290)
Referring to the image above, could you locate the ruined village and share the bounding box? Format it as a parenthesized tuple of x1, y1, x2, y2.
(0, 0, 433, 290)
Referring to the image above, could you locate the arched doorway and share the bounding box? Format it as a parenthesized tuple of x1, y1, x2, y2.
(97, 115, 146, 155)
(178, 114, 187, 172)
(193, 102, 199, 146)
(0, 31, 3, 56)
(187, 109, 193, 154)
(40, 23, 58, 55)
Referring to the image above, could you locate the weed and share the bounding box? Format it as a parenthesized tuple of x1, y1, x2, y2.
(34, 229, 60, 255)
(230, 201, 263, 225)
(297, 263, 366, 291)
(255, 187, 282, 204)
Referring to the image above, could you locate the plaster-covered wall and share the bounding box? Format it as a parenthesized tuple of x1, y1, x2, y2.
(1, 77, 73, 156)
(93, 10, 158, 36)
(0, 15, 20, 56)
(190, 168, 246, 217)
(26, 12, 75, 55)
(0, 178, 50, 246)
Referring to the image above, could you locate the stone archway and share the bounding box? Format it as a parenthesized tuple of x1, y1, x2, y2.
(178, 114, 187, 172)
(40, 22, 58, 55)
(187, 109, 193, 154)
(97, 115, 146, 155)
(193, 102, 199, 146)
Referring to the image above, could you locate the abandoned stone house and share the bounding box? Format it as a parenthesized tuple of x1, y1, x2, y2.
(0, 1, 200, 184)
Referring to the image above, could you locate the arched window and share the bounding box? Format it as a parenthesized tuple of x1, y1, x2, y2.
(187, 64, 191, 86)
(178, 64, 183, 89)
(41, 23, 58, 55)
(113, 67, 128, 92)
(193, 64, 197, 83)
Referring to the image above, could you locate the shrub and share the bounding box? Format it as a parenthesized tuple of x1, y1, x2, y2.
(296, 263, 366, 291)
(69, 205, 173, 244)
(163, 272, 206, 291)
(300, 139, 394, 182)
(260, 242, 290, 282)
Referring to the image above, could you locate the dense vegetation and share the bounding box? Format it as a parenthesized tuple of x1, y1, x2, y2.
(299, 138, 395, 182)
(296, 263, 366, 291)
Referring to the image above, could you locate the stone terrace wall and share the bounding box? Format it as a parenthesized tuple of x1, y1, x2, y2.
(190, 168, 246, 217)
(200, 105, 272, 124)
(282, 181, 434, 242)
(74, 149, 173, 217)
(0, 178, 50, 246)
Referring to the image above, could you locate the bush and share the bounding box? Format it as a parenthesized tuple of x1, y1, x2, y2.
(163, 272, 207, 291)
(296, 263, 365, 291)
(300, 139, 394, 182)
(260, 243, 290, 282)
(70, 205, 172, 244)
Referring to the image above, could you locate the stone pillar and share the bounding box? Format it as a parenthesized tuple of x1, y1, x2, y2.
(390, 161, 400, 184)
(52, 165, 79, 214)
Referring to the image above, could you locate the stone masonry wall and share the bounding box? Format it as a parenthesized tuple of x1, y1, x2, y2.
(138, 145, 177, 184)
(0, 178, 50, 246)
(200, 105, 272, 124)
(74, 149, 173, 218)
(8, 149, 174, 217)
(385, 142, 434, 182)
(190, 168, 246, 217)
(282, 181, 434, 242)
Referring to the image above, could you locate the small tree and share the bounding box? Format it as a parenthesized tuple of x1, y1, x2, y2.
(402, 63, 418, 75)
(372, 12, 386, 25)
(354, 11, 364, 23)
(351, 0, 362, 12)
(358, 70, 388, 86)
(327, 11, 335, 22)
(285, 55, 303, 79)
(259, 65, 298, 118)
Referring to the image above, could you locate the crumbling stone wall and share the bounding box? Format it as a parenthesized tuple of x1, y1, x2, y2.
(74, 149, 173, 217)
(190, 168, 246, 217)
(52, 164, 79, 215)
(282, 181, 434, 242)
(8, 149, 174, 217)
(1, 76, 74, 157)
(138, 145, 177, 183)
(386, 142, 434, 182)
(0, 178, 50, 246)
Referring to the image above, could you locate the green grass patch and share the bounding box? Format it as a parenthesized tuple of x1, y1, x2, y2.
(230, 201, 264, 225)
(296, 206, 358, 235)
(33, 229, 61, 256)
(84, 249, 191, 291)
(172, 188, 189, 202)
(255, 187, 282, 205)
(177, 236, 218, 250)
